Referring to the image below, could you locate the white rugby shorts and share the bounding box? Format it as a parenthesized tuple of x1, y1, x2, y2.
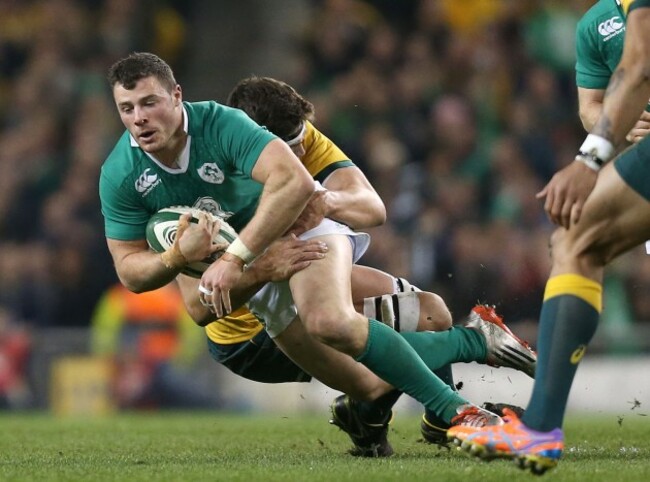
(247, 218, 369, 338)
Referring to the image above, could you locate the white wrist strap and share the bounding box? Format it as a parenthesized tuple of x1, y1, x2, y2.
(575, 134, 615, 171)
(225, 237, 256, 264)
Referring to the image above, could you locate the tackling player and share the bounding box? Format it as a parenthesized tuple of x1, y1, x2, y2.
(447, 0, 650, 474)
(167, 76, 535, 456)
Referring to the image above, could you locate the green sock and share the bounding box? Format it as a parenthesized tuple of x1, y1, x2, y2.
(356, 319, 466, 424)
(423, 365, 457, 429)
(399, 328, 485, 428)
(401, 327, 487, 368)
(433, 364, 455, 389)
(523, 274, 601, 431)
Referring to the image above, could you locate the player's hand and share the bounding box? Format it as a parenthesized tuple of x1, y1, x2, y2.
(199, 254, 246, 318)
(286, 190, 328, 236)
(251, 234, 327, 282)
(625, 110, 650, 144)
(177, 212, 228, 262)
(536, 161, 598, 229)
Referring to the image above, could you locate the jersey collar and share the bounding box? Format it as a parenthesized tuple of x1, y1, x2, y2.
(129, 105, 191, 174)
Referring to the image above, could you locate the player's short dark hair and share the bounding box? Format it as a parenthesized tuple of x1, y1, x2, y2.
(107, 52, 177, 91)
(226, 76, 315, 140)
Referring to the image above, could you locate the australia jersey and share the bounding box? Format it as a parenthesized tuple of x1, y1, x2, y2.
(100, 101, 277, 240)
(623, 0, 650, 14)
(205, 120, 355, 344)
(575, 0, 626, 90)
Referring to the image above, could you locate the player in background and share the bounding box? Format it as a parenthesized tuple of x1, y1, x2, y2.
(225, 76, 458, 448)
(100, 53, 534, 459)
(576, 0, 650, 141)
(447, 0, 650, 474)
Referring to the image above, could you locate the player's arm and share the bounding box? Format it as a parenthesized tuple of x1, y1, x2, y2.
(179, 270, 268, 326)
(320, 166, 386, 229)
(579, 86, 650, 144)
(287, 166, 386, 235)
(181, 236, 328, 326)
(107, 238, 179, 293)
(539, 5, 650, 228)
(577, 87, 605, 131)
(592, 6, 650, 146)
(200, 139, 314, 316)
(108, 213, 221, 293)
(237, 139, 315, 254)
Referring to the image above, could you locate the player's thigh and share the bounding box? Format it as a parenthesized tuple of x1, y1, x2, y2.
(289, 234, 356, 319)
(350, 265, 395, 301)
(561, 154, 650, 265)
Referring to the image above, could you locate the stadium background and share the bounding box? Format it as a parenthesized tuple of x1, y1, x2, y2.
(0, 0, 647, 414)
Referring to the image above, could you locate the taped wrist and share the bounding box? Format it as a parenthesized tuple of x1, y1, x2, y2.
(160, 245, 187, 269)
(363, 291, 421, 332)
(225, 237, 257, 265)
(575, 134, 615, 172)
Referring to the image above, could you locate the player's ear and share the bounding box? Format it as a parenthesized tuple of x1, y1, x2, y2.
(173, 84, 182, 106)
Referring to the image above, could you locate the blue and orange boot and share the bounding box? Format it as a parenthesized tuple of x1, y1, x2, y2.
(448, 408, 564, 475)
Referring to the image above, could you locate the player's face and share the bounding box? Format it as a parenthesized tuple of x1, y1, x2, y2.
(113, 76, 183, 154)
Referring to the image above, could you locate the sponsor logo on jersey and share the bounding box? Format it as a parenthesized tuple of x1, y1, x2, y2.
(197, 163, 225, 184)
(598, 16, 625, 41)
(135, 168, 161, 196)
(192, 196, 234, 220)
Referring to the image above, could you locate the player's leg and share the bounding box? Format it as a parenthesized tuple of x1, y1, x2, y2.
(272, 316, 396, 457)
(518, 153, 650, 465)
(350, 266, 457, 445)
(351, 265, 453, 331)
(289, 234, 491, 429)
(273, 317, 392, 401)
(450, 146, 650, 473)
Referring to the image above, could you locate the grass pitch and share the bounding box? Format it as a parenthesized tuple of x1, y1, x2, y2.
(0, 411, 648, 481)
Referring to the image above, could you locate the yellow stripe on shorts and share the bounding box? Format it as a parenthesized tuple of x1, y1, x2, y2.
(543, 274, 602, 313)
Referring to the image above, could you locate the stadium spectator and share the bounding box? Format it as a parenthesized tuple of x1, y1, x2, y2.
(90, 282, 219, 409)
(0, 308, 32, 410)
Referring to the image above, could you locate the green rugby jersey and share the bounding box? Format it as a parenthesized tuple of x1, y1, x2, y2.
(100, 101, 276, 240)
(575, 0, 626, 89)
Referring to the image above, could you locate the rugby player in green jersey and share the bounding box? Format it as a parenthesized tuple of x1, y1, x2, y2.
(448, 0, 650, 474)
(100, 53, 535, 457)
(576, 0, 650, 142)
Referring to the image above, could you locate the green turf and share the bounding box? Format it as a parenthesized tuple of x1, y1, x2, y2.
(0, 411, 648, 481)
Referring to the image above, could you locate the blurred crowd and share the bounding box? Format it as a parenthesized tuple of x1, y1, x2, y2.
(1, 0, 649, 408)
(0, 0, 191, 408)
(289, 0, 650, 344)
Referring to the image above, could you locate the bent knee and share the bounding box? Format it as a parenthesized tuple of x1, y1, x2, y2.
(302, 309, 363, 345)
(418, 292, 452, 331)
(550, 227, 609, 269)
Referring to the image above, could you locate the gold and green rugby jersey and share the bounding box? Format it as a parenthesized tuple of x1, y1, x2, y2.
(622, 0, 650, 14)
(100, 101, 276, 240)
(576, 0, 650, 104)
(575, 0, 626, 89)
(205, 120, 355, 345)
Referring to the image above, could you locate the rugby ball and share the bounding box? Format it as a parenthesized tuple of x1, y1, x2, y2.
(146, 206, 238, 278)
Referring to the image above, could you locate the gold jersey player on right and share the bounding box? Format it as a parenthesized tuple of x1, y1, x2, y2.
(448, 0, 650, 475)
